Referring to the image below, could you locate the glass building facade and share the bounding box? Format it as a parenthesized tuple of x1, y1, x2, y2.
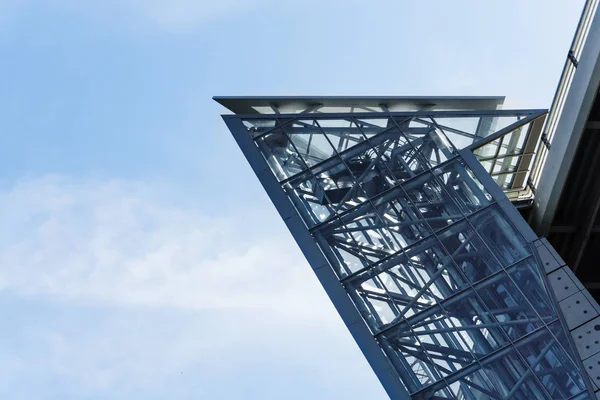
(218, 98, 596, 399)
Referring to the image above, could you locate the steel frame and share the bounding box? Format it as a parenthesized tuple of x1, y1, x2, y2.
(221, 106, 595, 399)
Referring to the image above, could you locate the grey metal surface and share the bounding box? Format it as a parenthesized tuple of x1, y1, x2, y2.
(214, 96, 505, 115)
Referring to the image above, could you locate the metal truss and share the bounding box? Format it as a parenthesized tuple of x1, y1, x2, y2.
(222, 107, 594, 399)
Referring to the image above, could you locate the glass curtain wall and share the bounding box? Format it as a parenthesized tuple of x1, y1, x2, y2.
(234, 112, 589, 399)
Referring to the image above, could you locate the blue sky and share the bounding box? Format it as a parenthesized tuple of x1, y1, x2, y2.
(0, 1, 587, 399)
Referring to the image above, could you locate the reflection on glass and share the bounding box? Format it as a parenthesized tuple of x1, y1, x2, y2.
(442, 293, 508, 354)
(430, 115, 525, 150)
(548, 321, 578, 364)
(402, 172, 463, 231)
(481, 348, 546, 399)
(396, 117, 456, 168)
(313, 203, 404, 277)
(284, 120, 337, 167)
(507, 258, 556, 319)
(476, 271, 542, 340)
(318, 118, 368, 153)
(283, 178, 336, 227)
(433, 159, 493, 214)
(471, 120, 533, 190)
(370, 186, 432, 248)
(438, 221, 501, 283)
(242, 118, 277, 137)
(469, 205, 531, 266)
(516, 328, 586, 398)
(255, 129, 307, 181)
(432, 369, 501, 399)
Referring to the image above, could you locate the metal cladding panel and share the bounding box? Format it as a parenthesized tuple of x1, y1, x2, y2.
(221, 108, 595, 399)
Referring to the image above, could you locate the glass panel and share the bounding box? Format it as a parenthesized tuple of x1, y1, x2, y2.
(313, 217, 370, 277)
(398, 237, 468, 317)
(476, 271, 542, 341)
(433, 116, 482, 136)
(352, 237, 466, 324)
(381, 331, 445, 391)
(283, 119, 337, 167)
(242, 118, 278, 137)
(438, 221, 501, 283)
(408, 309, 477, 369)
(497, 123, 530, 156)
(569, 392, 592, 400)
(383, 309, 485, 386)
(370, 186, 432, 249)
(312, 158, 370, 213)
(418, 336, 475, 380)
(473, 138, 501, 159)
(516, 328, 586, 399)
(479, 159, 495, 174)
(255, 128, 307, 181)
(311, 106, 354, 113)
(313, 203, 404, 277)
(497, 173, 517, 190)
(373, 128, 430, 183)
(402, 117, 429, 129)
(398, 117, 456, 168)
(352, 276, 401, 327)
(355, 117, 394, 129)
(435, 369, 502, 400)
(471, 116, 525, 142)
(316, 118, 369, 154)
(442, 292, 509, 354)
(491, 155, 520, 174)
(548, 321, 579, 368)
(471, 120, 534, 191)
(402, 172, 463, 231)
(507, 258, 556, 320)
(282, 155, 371, 220)
(431, 115, 527, 150)
(341, 206, 403, 263)
(433, 159, 493, 215)
(338, 141, 397, 203)
(468, 205, 531, 267)
(283, 176, 336, 227)
(488, 116, 528, 134)
(481, 348, 547, 400)
(419, 126, 455, 168)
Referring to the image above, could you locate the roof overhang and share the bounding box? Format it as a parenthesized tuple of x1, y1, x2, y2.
(213, 96, 505, 115)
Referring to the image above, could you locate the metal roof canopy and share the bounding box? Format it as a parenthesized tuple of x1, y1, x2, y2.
(213, 96, 505, 115)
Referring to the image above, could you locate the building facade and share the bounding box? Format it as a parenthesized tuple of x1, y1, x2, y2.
(217, 96, 600, 399)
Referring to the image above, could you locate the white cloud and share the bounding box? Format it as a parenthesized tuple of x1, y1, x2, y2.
(0, 175, 330, 319)
(0, 175, 387, 399)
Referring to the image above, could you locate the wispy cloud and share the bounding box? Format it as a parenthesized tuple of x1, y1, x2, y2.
(0, 176, 386, 399)
(0, 176, 327, 318)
